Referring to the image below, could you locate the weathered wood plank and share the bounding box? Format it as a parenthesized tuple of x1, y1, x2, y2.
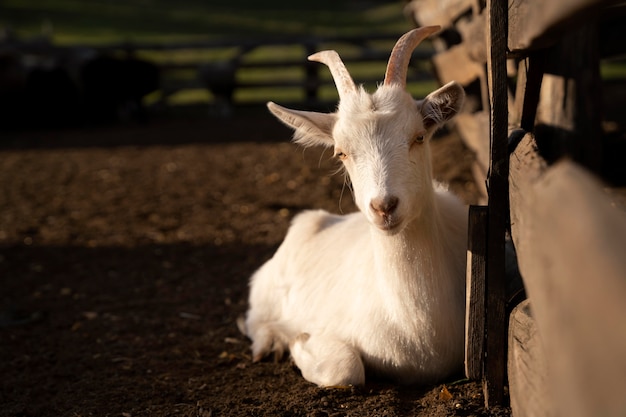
(423, 0, 612, 59)
(454, 112, 489, 204)
(457, 12, 487, 64)
(508, 132, 548, 417)
(509, 133, 547, 213)
(407, 0, 476, 28)
(465, 205, 488, 380)
(483, 0, 508, 407)
(509, 133, 626, 417)
(508, 300, 554, 417)
(432, 44, 485, 86)
(508, 133, 546, 303)
(456, 112, 490, 173)
(508, 0, 606, 54)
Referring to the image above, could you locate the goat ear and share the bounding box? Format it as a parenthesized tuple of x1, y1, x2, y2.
(418, 81, 465, 131)
(267, 102, 336, 148)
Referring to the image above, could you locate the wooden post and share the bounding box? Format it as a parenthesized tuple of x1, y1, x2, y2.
(483, 0, 508, 407)
(465, 205, 488, 380)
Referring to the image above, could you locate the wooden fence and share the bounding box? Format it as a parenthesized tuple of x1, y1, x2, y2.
(134, 34, 437, 105)
(1, 33, 436, 111)
(407, 0, 626, 414)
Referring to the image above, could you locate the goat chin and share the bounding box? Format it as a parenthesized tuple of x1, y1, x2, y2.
(374, 220, 403, 235)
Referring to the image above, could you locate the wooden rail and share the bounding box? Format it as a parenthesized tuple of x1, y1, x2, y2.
(482, 0, 508, 406)
(1, 33, 436, 108)
(509, 134, 626, 417)
(150, 36, 435, 105)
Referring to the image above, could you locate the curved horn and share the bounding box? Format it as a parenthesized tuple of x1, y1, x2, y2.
(308, 50, 357, 99)
(384, 26, 441, 87)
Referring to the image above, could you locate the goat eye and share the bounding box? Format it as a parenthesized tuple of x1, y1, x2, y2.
(334, 151, 347, 160)
(411, 132, 425, 148)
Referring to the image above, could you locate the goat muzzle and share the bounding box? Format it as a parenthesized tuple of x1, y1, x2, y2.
(370, 196, 399, 218)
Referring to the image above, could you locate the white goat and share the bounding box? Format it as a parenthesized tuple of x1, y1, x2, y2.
(242, 26, 468, 387)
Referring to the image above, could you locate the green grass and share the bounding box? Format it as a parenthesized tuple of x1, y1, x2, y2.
(0, 0, 413, 44)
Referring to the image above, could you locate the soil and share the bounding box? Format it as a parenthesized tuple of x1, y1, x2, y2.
(0, 108, 510, 417)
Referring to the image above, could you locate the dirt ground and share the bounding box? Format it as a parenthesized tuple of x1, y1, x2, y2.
(0, 108, 510, 417)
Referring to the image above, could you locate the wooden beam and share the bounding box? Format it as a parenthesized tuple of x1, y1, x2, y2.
(432, 44, 485, 86)
(508, 133, 547, 200)
(454, 112, 489, 204)
(456, 112, 490, 173)
(407, 0, 475, 28)
(465, 205, 488, 379)
(457, 12, 487, 64)
(507, 0, 606, 54)
(509, 133, 626, 416)
(508, 300, 554, 417)
(508, 132, 549, 417)
(483, 0, 508, 407)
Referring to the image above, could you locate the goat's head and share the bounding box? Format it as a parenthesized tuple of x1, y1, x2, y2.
(267, 27, 465, 234)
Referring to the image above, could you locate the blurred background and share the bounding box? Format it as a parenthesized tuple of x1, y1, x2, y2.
(0, 0, 442, 127)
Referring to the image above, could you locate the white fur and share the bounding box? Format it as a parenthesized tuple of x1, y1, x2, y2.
(243, 50, 467, 386)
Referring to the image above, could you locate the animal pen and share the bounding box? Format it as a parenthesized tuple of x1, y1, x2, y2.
(4, 0, 625, 414)
(406, 0, 626, 415)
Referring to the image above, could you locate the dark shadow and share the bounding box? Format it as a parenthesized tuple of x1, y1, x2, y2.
(534, 123, 626, 186)
(0, 240, 274, 324)
(0, 107, 294, 150)
(0, 240, 276, 415)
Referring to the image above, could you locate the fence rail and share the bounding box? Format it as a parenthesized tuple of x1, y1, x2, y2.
(1, 33, 436, 111)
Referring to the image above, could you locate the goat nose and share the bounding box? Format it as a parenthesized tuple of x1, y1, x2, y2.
(370, 196, 399, 217)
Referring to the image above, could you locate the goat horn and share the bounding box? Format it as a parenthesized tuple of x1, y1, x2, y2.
(384, 26, 441, 87)
(308, 50, 357, 99)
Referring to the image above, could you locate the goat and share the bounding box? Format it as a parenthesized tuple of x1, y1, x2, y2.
(242, 26, 468, 387)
